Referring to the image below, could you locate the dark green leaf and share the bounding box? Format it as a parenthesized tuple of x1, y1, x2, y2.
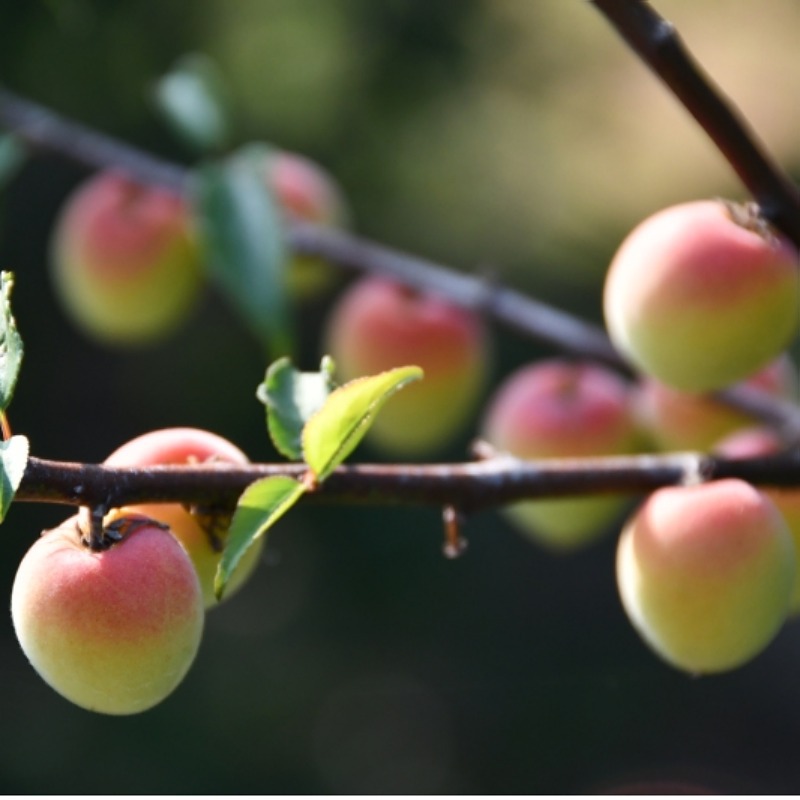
(0, 435, 29, 522)
(0, 273, 23, 412)
(215, 475, 306, 600)
(191, 144, 291, 357)
(153, 54, 231, 154)
(0, 135, 26, 191)
(303, 365, 423, 481)
(256, 355, 336, 460)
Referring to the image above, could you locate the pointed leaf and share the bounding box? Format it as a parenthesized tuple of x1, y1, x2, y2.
(191, 144, 291, 357)
(303, 365, 423, 481)
(153, 53, 232, 154)
(0, 273, 23, 412)
(215, 475, 306, 600)
(0, 435, 29, 522)
(256, 355, 336, 460)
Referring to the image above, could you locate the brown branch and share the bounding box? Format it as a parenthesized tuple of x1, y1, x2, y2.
(2, 88, 800, 436)
(16, 451, 800, 515)
(589, 0, 800, 249)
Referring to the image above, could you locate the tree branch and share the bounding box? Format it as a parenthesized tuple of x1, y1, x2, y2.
(16, 451, 800, 515)
(589, 0, 800, 249)
(2, 87, 800, 436)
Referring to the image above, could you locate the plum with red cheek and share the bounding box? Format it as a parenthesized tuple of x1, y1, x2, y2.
(104, 427, 262, 608)
(481, 359, 641, 549)
(634, 355, 796, 452)
(265, 150, 349, 297)
(714, 426, 800, 615)
(616, 479, 795, 674)
(11, 514, 204, 715)
(604, 200, 799, 393)
(324, 277, 488, 456)
(50, 170, 201, 346)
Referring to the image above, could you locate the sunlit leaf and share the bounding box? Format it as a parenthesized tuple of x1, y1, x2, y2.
(214, 475, 306, 600)
(0, 435, 28, 522)
(0, 273, 23, 413)
(191, 144, 291, 357)
(303, 365, 423, 482)
(256, 355, 336, 460)
(153, 53, 231, 154)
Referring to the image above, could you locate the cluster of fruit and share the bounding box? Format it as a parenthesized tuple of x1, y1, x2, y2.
(12, 428, 263, 715)
(35, 149, 800, 710)
(324, 198, 800, 677)
(50, 148, 347, 346)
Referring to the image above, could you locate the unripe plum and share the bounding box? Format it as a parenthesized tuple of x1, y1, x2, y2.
(481, 359, 640, 549)
(265, 149, 349, 297)
(51, 170, 201, 346)
(634, 355, 796, 452)
(604, 200, 799, 393)
(714, 427, 800, 615)
(11, 513, 204, 714)
(616, 479, 795, 674)
(324, 277, 488, 455)
(104, 427, 262, 608)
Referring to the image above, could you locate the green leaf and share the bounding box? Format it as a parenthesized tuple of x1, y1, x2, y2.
(0, 273, 23, 413)
(256, 355, 336, 460)
(153, 54, 231, 154)
(215, 475, 306, 600)
(191, 144, 291, 357)
(0, 435, 29, 522)
(0, 135, 26, 191)
(303, 365, 423, 481)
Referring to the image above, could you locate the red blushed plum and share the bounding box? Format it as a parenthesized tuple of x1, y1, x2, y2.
(714, 427, 800, 615)
(104, 427, 262, 608)
(481, 359, 640, 549)
(50, 170, 201, 346)
(616, 479, 795, 674)
(604, 200, 799, 393)
(633, 355, 796, 452)
(11, 514, 204, 715)
(324, 277, 488, 456)
(265, 149, 350, 297)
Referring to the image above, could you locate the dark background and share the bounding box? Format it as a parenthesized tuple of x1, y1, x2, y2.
(1, 1, 800, 793)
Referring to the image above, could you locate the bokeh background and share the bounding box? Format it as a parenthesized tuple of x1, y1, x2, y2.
(2, 0, 800, 793)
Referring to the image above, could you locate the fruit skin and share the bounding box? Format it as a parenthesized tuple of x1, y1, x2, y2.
(11, 514, 204, 715)
(104, 427, 262, 608)
(616, 479, 795, 674)
(714, 427, 800, 615)
(633, 355, 796, 452)
(265, 149, 349, 297)
(481, 359, 640, 549)
(604, 200, 799, 393)
(324, 277, 488, 456)
(51, 170, 201, 346)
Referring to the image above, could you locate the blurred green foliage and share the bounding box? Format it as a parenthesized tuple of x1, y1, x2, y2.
(2, 0, 800, 793)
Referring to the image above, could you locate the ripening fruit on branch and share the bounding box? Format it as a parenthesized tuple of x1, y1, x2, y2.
(714, 427, 800, 616)
(616, 479, 795, 674)
(633, 355, 796, 452)
(50, 170, 201, 346)
(104, 427, 261, 608)
(481, 359, 640, 549)
(11, 513, 204, 715)
(264, 149, 349, 297)
(604, 200, 799, 393)
(324, 276, 488, 455)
